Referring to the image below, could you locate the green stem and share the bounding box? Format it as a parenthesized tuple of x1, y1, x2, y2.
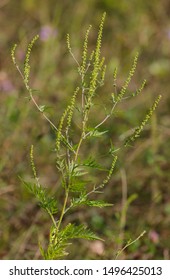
(74, 137, 83, 161)
(74, 108, 89, 161)
(57, 189, 69, 230)
(47, 210, 56, 227)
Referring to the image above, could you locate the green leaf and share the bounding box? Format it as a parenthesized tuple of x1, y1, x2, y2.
(56, 158, 66, 175)
(85, 199, 113, 208)
(70, 195, 112, 208)
(73, 168, 88, 177)
(87, 127, 108, 138)
(70, 193, 87, 207)
(70, 163, 88, 177)
(69, 179, 87, 193)
(59, 223, 103, 241)
(39, 104, 51, 112)
(45, 225, 71, 259)
(82, 156, 107, 171)
(39, 105, 45, 112)
(109, 141, 120, 155)
(20, 178, 58, 214)
(45, 223, 103, 259)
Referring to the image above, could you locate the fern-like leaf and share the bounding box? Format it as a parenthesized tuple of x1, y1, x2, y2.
(84, 199, 113, 208)
(59, 223, 103, 241)
(20, 178, 58, 215)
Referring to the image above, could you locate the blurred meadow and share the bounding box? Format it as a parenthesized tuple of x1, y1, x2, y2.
(0, 0, 170, 259)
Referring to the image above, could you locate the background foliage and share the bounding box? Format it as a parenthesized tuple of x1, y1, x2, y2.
(0, 0, 170, 259)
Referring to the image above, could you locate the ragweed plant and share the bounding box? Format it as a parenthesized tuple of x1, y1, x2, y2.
(11, 13, 161, 259)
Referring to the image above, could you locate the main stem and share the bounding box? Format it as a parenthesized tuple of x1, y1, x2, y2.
(57, 189, 69, 230)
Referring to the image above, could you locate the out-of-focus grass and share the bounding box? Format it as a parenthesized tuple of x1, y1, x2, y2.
(0, 0, 170, 259)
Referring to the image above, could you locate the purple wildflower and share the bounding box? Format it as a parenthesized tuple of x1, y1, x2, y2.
(0, 71, 14, 92)
(39, 25, 57, 41)
(148, 230, 159, 244)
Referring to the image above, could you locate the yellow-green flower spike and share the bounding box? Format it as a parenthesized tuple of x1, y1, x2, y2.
(81, 25, 92, 76)
(125, 94, 162, 146)
(24, 35, 39, 85)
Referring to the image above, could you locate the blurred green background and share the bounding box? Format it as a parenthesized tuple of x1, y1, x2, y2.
(0, 0, 170, 259)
